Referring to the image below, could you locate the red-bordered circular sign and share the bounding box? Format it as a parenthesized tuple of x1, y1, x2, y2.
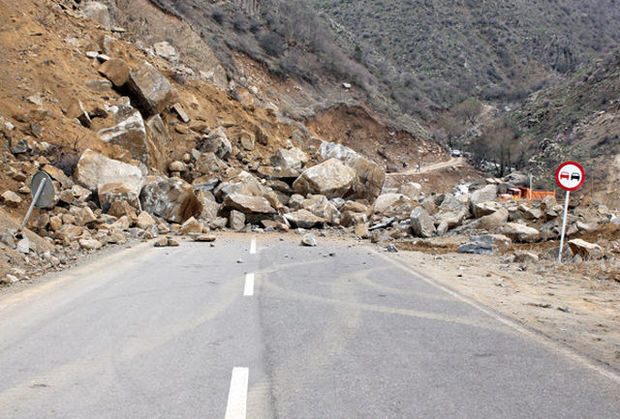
(555, 161, 585, 191)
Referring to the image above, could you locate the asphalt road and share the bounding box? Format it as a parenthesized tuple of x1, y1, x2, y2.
(0, 234, 618, 418)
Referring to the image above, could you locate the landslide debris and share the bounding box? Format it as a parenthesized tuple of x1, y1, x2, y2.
(1, 0, 618, 293)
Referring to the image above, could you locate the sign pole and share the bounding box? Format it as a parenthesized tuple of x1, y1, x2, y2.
(529, 175, 533, 200)
(558, 190, 570, 263)
(19, 178, 47, 232)
(555, 161, 586, 263)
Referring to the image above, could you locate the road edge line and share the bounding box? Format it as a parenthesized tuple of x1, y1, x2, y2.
(371, 248, 620, 385)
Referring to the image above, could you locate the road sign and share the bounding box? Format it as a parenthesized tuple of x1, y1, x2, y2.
(30, 171, 56, 208)
(18, 171, 56, 232)
(555, 161, 585, 192)
(555, 162, 585, 263)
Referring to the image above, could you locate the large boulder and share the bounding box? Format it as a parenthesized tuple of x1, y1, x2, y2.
(1, 191, 22, 207)
(146, 115, 172, 148)
(194, 152, 228, 176)
(198, 128, 232, 160)
(270, 147, 309, 170)
(519, 203, 543, 220)
(223, 194, 276, 215)
(540, 195, 557, 213)
(215, 171, 281, 210)
(42, 164, 74, 189)
(301, 195, 340, 224)
(136, 211, 156, 230)
(373, 193, 417, 218)
(293, 158, 356, 199)
(341, 211, 368, 227)
(410, 207, 436, 238)
(568, 239, 604, 260)
(540, 220, 561, 241)
(98, 182, 141, 210)
(140, 176, 202, 223)
(470, 184, 497, 210)
(196, 190, 221, 223)
(502, 222, 540, 243)
(256, 166, 301, 180)
(473, 201, 504, 219)
(476, 207, 509, 231)
(502, 172, 529, 187)
(341, 200, 370, 214)
(98, 59, 130, 87)
(435, 193, 468, 228)
(80, 1, 112, 29)
(74, 149, 144, 194)
(98, 104, 148, 164)
(154, 41, 180, 63)
(284, 209, 326, 229)
(229, 210, 246, 231)
(126, 61, 177, 117)
(180, 217, 203, 235)
(319, 141, 385, 202)
(72, 206, 97, 227)
(458, 234, 512, 255)
(398, 182, 422, 200)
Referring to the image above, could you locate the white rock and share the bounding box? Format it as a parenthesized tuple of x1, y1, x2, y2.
(301, 233, 318, 247)
(470, 185, 497, 209)
(568, 239, 603, 260)
(79, 238, 103, 250)
(17, 238, 30, 254)
(502, 222, 540, 243)
(75, 149, 144, 195)
(153, 41, 179, 63)
(293, 158, 356, 199)
(373, 193, 416, 217)
(410, 207, 435, 238)
(319, 141, 385, 202)
(140, 176, 202, 224)
(270, 147, 309, 170)
(98, 105, 148, 164)
(81, 1, 112, 29)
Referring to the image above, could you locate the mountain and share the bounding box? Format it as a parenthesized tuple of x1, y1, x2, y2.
(470, 49, 619, 207)
(309, 0, 620, 115)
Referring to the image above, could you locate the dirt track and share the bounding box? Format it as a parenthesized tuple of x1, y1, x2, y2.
(388, 157, 466, 176)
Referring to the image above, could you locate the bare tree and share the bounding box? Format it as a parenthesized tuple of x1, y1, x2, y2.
(470, 119, 523, 176)
(453, 97, 482, 125)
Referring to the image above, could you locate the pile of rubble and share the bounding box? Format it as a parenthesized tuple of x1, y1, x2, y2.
(376, 182, 619, 263)
(2, 123, 617, 285)
(0, 30, 389, 283)
(1, 3, 618, 285)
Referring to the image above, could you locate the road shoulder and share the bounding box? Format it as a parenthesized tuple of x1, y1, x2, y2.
(382, 247, 620, 373)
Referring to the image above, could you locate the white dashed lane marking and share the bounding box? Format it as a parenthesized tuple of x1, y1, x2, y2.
(224, 367, 249, 419)
(249, 238, 256, 255)
(244, 273, 255, 297)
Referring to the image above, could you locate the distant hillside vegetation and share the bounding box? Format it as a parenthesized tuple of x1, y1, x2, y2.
(149, 0, 374, 91)
(470, 49, 619, 200)
(147, 0, 433, 136)
(309, 0, 619, 115)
